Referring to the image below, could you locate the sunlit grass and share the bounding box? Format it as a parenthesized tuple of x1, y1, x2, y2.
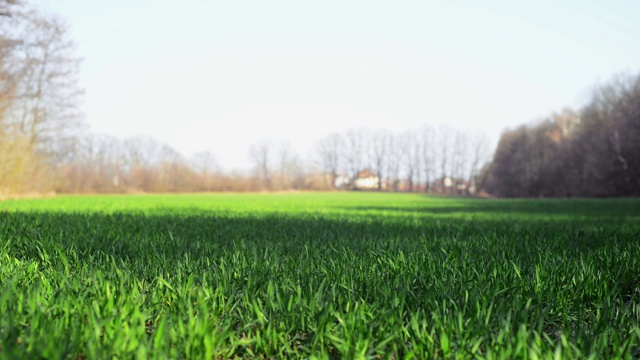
(1, 193, 639, 358)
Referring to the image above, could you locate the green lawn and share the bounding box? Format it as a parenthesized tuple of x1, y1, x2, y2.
(1, 193, 639, 359)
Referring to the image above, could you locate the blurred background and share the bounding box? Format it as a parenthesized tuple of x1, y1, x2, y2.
(1, 0, 638, 196)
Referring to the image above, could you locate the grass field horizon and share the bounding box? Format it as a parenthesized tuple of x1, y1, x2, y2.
(1, 193, 639, 358)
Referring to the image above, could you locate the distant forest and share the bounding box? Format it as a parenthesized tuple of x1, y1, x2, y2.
(482, 74, 640, 197)
(1, 1, 638, 197)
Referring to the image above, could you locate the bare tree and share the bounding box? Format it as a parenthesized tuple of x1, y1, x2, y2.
(420, 125, 435, 192)
(370, 129, 390, 191)
(157, 145, 190, 192)
(0, 1, 20, 128)
(343, 129, 368, 189)
(399, 130, 421, 192)
(412, 133, 423, 192)
(485, 117, 580, 197)
(280, 151, 306, 190)
(467, 132, 489, 192)
(0, 5, 83, 194)
(315, 132, 343, 189)
(249, 139, 273, 190)
(437, 125, 452, 182)
(274, 141, 301, 189)
(450, 129, 469, 193)
(191, 150, 219, 191)
(386, 132, 403, 191)
(576, 74, 640, 195)
(119, 136, 151, 191)
(3, 7, 83, 152)
(62, 133, 123, 192)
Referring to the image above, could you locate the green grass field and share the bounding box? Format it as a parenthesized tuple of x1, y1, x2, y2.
(1, 193, 639, 359)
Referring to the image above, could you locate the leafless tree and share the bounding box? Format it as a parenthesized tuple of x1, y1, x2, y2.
(119, 135, 185, 192)
(156, 146, 190, 192)
(420, 125, 435, 192)
(467, 132, 490, 191)
(482, 75, 640, 198)
(3, 7, 83, 152)
(0, 5, 83, 193)
(191, 150, 219, 191)
(451, 129, 468, 192)
(63, 133, 123, 192)
(315, 132, 343, 189)
(437, 125, 452, 182)
(343, 129, 369, 189)
(370, 129, 390, 191)
(249, 139, 273, 190)
(386, 132, 403, 191)
(273, 141, 302, 189)
(400, 130, 422, 192)
(576, 74, 640, 195)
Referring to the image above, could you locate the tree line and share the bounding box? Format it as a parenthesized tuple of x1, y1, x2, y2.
(38, 126, 490, 194)
(481, 73, 640, 197)
(250, 127, 490, 193)
(2, 0, 638, 197)
(2, 2, 494, 195)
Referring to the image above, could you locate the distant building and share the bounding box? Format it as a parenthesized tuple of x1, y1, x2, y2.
(334, 173, 351, 189)
(432, 177, 472, 195)
(354, 170, 380, 190)
(334, 169, 382, 190)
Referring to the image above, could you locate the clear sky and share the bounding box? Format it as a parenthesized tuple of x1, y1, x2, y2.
(39, 0, 640, 170)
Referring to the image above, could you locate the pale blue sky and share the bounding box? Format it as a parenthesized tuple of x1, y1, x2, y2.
(40, 0, 640, 169)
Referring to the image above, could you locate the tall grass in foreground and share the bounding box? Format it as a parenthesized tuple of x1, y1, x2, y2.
(1, 193, 639, 359)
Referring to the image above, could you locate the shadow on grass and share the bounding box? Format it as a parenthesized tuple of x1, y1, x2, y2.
(2, 206, 638, 273)
(2, 202, 640, 359)
(339, 196, 640, 220)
